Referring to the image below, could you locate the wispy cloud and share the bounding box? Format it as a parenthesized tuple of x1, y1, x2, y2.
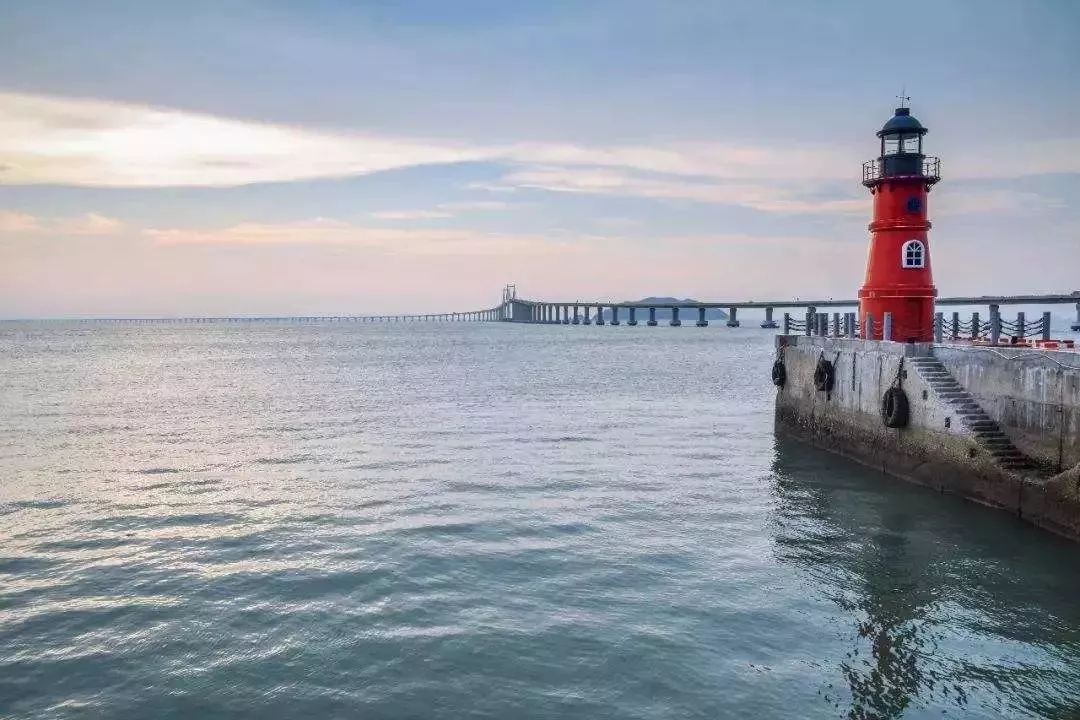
(4, 91, 1078, 221)
(488, 166, 867, 215)
(144, 218, 582, 256)
(0, 92, 483, 188)
(0, 210, 123, 235)
(369, 210, 454, 220)
(369, 200, 516, 221)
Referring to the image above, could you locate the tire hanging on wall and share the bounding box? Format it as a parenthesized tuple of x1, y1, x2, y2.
(771, 358, 786, 387)
(881, 386, 910, 428)
(813, 357, 835, 392)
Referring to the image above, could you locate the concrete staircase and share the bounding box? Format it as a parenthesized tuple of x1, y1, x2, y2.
(908, 356, 1035, 473)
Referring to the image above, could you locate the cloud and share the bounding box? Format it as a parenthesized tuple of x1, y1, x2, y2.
(369, 200, 518, 221)
(0, 92, 483, 188)
(0, 210, 123, 236)
(0, 211, 41, 233)
(3, 90, 1078, 223)
(370, 210, 454, 220)
(143, 218, 582, 256)
(490, 166, 866, 215)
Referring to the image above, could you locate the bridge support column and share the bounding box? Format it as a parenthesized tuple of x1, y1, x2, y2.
(610, 306, 620, 325)
(696, 307, 708, 327)
(670, 307, 681, 327)
(647, 307, 657, 326)
(726, 307, 740, 327)
(760, 306, 778, 329)
(563, 305, 570, 324)
(595, 306, 605, 325)
(583, 306, 592, 325)
(572, 306, 580, 325)
(628, 307, 638, 326)
(1073, 302, 1080, 332)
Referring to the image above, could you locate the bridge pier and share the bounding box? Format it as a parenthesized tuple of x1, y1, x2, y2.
(583, 306, 592, 325)
(726, 307, 740, 327)
(595, 306, 605, 325)
(628, 307, 638, 326)
(696, 307, 708, 327)
(670, 307, 681, 327)
(647, 307, 657, 326)
(1073, 302, 1080, 331)
(563, 305, 570, 324)
(760, 306, 778, 329)
(572, 305, 580, 325)
(610, 306, 620, 325)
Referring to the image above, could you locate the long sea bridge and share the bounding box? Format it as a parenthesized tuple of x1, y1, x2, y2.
(74, 289, 1080, 336)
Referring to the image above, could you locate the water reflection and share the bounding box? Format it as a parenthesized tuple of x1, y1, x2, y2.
(770, 430, 1080, 719)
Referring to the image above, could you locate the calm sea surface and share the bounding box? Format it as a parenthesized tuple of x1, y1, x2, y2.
(1, 322, 1079, 719)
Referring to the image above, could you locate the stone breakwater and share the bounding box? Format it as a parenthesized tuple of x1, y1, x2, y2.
(774, 336, 1080, 540)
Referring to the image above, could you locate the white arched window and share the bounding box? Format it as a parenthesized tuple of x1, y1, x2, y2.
(902, 239, 925, 269)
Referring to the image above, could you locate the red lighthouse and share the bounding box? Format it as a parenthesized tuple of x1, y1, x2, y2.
(859, 105, 941, 342)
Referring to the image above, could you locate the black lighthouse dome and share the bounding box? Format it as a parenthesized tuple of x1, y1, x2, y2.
(877, 107, 926, 138)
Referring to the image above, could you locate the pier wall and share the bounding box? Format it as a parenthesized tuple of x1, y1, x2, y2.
(774, 336, 1080, 539)
(934, 346, 1080, 471)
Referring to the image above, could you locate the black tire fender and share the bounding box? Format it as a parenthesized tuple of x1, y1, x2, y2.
(881, 386, 910, 428)
(771, 359, 786, 387)
(813, 358, 835, 392)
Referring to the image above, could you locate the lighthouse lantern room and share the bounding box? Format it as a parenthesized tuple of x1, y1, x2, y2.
(859, 105, 941, 342)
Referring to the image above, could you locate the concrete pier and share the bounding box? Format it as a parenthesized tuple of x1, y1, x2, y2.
(670, 307, 681, 327)
(610, 306, 620, 325)
(573, 306, 581, 325)
(696, 307, 708, 327)
(761, 306, 779, 329)
(563, 305, 570, 324)
(776, 335, 1080, 540)
(647, 307, 658, 326)
(628, 307, 638, 326)
(595, 306, 605, 325)
(583, 306, 592, 325)
(726, 307, 740, 327)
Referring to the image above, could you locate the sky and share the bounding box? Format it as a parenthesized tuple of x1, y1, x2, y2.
(1, 0, 1079, 317)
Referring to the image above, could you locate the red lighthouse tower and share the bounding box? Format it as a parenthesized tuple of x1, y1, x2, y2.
(859, 105, 941, 342)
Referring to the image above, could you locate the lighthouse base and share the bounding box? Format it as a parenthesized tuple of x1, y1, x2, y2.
(775, 335, 1080, 541)
(858, 292, 935, 342)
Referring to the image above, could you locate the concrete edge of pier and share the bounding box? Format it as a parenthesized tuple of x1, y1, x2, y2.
(774, 335, 1080, 541)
